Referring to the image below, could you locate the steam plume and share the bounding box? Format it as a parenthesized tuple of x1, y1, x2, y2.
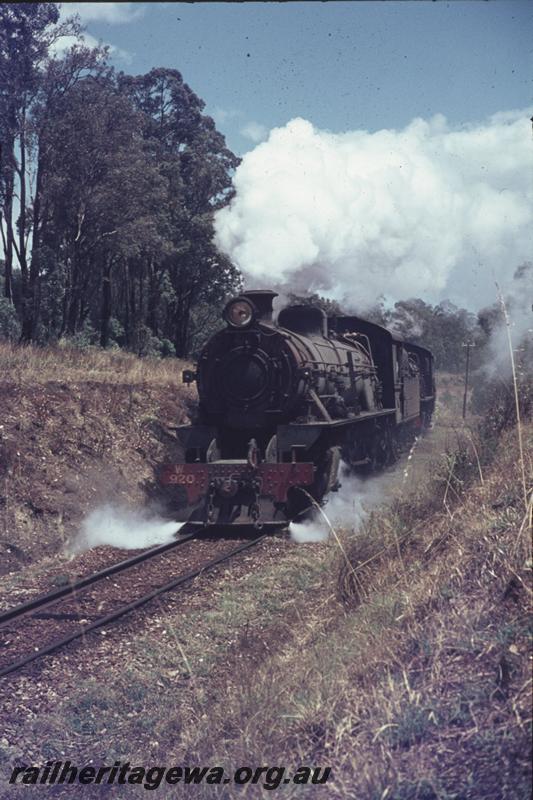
(491, 264, 533, 373)
(215, 110, 533, 311)
(289, 467, 390, 543)
(71, 504, 184, 553)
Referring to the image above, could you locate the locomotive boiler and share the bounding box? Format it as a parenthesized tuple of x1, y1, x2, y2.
(159, 290, 435, 527)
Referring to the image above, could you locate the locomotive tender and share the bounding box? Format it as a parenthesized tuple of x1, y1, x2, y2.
(159, 290, 435, 527)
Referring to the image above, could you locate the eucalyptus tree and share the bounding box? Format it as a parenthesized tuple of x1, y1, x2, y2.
(0, 2, 107, 339)
(118, 68, 241, 355)
(0, 3, 65, 304)
(37, 76, 170, 346)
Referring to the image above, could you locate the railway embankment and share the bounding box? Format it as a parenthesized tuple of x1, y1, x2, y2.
(0, 342, 194, 574)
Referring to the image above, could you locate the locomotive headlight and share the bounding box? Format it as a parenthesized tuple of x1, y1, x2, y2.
(224, 298, 255, 328)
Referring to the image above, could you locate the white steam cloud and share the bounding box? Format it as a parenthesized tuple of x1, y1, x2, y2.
(71, 505, 184, 553)
(289, 466, 390, 543)
(490, 264, 533, 373)
(215, 110, 533, 310)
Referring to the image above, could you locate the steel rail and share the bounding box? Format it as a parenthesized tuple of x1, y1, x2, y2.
(0, 529, 201, 629)
(0, 533, 266, 679)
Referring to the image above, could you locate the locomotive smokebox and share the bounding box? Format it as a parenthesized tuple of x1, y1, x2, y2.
(241, 289, 278, 323)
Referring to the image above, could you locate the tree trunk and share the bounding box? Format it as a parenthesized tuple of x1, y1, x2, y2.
(173, 289, 192, 357)
(65, 237, 90, 336)
(0, 140, 15, 302)
(18, 105, 32, 341)
(0, 209, 13, 302)
(59, 248, 73, 338)
(100, 256, 113, 348)
(124, 260, 131, 345)
(26, 145, 46, 337)
(66, 254, 82, 335)
(129, 260, 136, 332)
(147, 257, 158, 335)
(139, 259, 145, 323)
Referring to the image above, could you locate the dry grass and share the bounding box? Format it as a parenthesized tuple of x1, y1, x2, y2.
(160, 419, 530, 800)
(0, 340, 188, 386)
(0, 361, 531, 799)
(163, 381, 530, 798)
(4, 410, 528, 799)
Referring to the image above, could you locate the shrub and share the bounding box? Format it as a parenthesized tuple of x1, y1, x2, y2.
(472, 370, 533, 440)
(0, 296, 21, 341)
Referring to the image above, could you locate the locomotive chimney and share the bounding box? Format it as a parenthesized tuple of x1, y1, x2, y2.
(278, 304, 328, 337)
(241, 289, 278, 323)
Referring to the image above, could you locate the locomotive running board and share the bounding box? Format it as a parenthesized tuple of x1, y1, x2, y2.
(276, 408, 396, 450)
(286, 408, 396, 428)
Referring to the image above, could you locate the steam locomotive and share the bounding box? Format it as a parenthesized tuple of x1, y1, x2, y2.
(159, 290, 435, 527)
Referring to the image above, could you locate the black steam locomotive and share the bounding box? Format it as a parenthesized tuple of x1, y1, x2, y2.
(160, 290, 435, 527)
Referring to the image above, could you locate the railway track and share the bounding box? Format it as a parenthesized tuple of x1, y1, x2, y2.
(0, 529, 267, 679)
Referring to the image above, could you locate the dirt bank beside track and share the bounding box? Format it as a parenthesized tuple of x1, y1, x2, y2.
(0, 346, 196, 573)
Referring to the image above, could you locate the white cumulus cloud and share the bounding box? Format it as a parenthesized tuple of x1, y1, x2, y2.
(211, 107, 243, 125)
(49, 31, 131, 62)
(214, 110, 533, 311)
(60, 3, 144, 24)
(240, 121, 269, 144)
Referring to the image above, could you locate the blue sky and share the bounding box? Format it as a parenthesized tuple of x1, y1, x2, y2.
(63, 1, 532, 155)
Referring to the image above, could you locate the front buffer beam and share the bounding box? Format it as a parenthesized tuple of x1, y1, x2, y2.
(159, 460, 314, 526)
(159, 461, 314, 506)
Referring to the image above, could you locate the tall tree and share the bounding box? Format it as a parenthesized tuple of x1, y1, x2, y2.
(0, 2, 106, 339)
(118, 68, 241, 355)
(0, 3, 63, 303)
(27, 45, 107, 341)
(37, 76, 169, 344)
(387, 297, 477, 371)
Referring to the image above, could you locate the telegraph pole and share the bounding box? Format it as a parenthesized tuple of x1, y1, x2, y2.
(462, 341, 475, 419)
